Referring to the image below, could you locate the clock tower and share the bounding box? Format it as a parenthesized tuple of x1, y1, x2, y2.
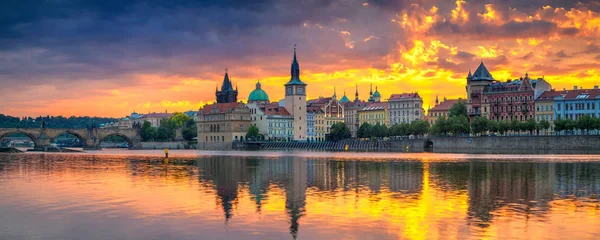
(284, 46, 307, 141)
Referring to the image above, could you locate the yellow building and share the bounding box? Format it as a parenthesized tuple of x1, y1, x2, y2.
(314, 109, 326, 141)
(535, 90, 561, 135)
(358, 103, 389, 126)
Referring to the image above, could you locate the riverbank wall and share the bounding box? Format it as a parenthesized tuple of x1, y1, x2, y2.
(429, 135, 600, 152)
(140, 142, 192, 150)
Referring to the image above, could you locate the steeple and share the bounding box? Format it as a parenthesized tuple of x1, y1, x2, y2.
(435, 95, 439, 105)
(370, 83, 373, 96)
(354, 84, 359, 102)
(333, 87, 337, 99)
(221, 70, 234, 92)
(285, 45, 306, 86)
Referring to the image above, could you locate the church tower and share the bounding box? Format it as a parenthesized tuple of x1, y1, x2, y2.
(284, 46, 307, 141)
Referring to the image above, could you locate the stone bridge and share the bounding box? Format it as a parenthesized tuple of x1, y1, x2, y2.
(0, 127, 142, 150)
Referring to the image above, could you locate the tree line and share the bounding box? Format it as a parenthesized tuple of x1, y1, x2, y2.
(0, 114, 118, 129)
(140, 113, 197, 142)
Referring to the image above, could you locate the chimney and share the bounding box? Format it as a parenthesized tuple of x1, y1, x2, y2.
(574, 86, 578, 90)
(594, 85, 599, 90)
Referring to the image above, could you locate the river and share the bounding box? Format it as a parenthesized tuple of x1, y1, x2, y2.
(0, 150, 599, 240)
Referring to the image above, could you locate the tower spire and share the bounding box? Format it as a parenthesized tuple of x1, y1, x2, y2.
(370, 83, 373, 96)
(333, 87, 337, 99)
(435, 95, 439, 105)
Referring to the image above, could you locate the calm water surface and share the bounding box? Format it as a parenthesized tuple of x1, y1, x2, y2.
(0, 150, 599, 240)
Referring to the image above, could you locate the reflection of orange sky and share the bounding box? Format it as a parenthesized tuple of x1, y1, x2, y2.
(4, 161, 599, 239)
(2, 2, 599, 117)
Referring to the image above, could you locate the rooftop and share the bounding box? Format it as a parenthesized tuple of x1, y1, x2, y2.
(359, 102, 388, 111)
(199, 102, 244, 114)
(389, 93, 421, 100)
(429, 99, 461, 112)
(138, 112, 174, 119)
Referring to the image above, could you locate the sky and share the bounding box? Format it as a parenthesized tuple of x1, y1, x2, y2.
(1, 0, 599, 117)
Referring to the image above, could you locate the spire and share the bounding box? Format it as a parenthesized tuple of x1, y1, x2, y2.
(333, 87, 337, 99)
(370, 83, 373, 96)
(221, 69, 234, 91)
(355, 84, 359, 101)
(435, 95, 439, 105)
(285, 44, 306, 86)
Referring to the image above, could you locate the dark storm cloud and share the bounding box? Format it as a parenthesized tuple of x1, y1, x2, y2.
(0, 0, 358, 87)
(520, 52, 534, 60)
(555, 50, 569, 58)
(456, 51, 475, 61)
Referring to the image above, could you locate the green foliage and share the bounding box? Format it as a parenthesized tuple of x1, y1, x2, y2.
(0, 114, 117, 128)
(155, 118, 177, 141)
(329, 122, 351, 141)
(372, 123, 388, 138)
(141, 121, 155, 141)
(246, 125, 260, 140)
(470, 117, 489, 135)
(448, 101, 467, 118)
(410, 120, 430, 136)
(182, 118, 197, 141)
(537, 120, 550, 133)
(169, 112, 191, 128)
(430, 117, 449, 136)
(391, 122, 411, 136)
(449, 115, 469, 135)
(357, 122, 372, 138)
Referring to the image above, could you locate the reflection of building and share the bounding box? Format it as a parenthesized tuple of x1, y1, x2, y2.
(196, 102, 251, 149)
(427, 98, 461, 124)
(358, 102, 389, 126)
(283, 157, 307, 239)
(284, 47, 308, 141)
(388, 93, 424, 125)
(216, 71, 238, 103)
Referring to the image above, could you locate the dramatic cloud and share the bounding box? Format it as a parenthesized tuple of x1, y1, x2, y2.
(0, 0, 599, 116)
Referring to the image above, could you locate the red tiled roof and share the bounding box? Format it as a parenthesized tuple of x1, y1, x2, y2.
(536, 90, 564, 102)
(429, 99, 461, 112)
(306, 106, 324, 114)
(199, 102, 242, 114)
(261, 103, 291, 116)
(307, 97, 332, 106)
(536, 89, 600, 101)
(389, 93, 420, 100)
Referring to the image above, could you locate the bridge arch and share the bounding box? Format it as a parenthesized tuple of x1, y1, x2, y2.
(0, 130, 39, 148)
(50, 130, 87, 148)
(98, 133, 133, 148)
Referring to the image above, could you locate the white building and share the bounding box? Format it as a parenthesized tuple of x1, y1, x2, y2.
(388, 93, 424, 125)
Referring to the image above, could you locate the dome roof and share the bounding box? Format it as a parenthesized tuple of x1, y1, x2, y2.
(248, 81, 270, 102)
(372, 87, 381, 98)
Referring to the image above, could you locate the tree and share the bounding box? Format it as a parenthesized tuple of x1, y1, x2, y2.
(449, 115, 469, 136)
(410, 120, 430, 136)
(524, 118, 537, 135)
(497, 121, 508, 136)
(357, 123, 373, 138)
(470, 116, 489, 135)
(330, 122, 351, 141)
(449, 101, 468, 118)
(155, 118, 177, 141)
(576, 115, 595, 135)
(372, 123, 388, 138)
(182, 118, 197, 141)
(141, 121, 155, 141)
(538, 120, 550, 135)
(246, 125, 260, 140)
(169, 112, 191, 128)
(510, 119, 522, 135)
(430, 117, 450, 136)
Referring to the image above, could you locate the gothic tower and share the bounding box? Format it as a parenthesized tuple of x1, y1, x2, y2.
(216, 70, 238, 103)
(284, 46, 307, 141)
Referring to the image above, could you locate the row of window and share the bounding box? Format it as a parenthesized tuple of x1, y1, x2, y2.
(206, 136, 225, 142)
(489, 114, 533, 121)
(485, 95, 533, 103)
(360, 114, 385, 119)
(390, 110, 420, 117)
(557, 103, 597, 111)
(557, 113, 600, 120)
(389, 102, 420, 109)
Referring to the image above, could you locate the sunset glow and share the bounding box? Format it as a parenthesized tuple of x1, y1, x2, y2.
(1, 1, 599, 117)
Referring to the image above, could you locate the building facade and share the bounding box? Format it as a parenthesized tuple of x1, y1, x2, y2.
(358, 103, 389, 126)
(466, 62, 495, 119)
(284, 47, 308, 141)
(482, 74, 536, 121)
(535, 90, 561, 134)
(216, 71, 238, 103)
(388, 93, 424, 125)
(265, 105, 293, 141)
(196, 102, 252, 149)
(134, 112, 174, 127)
(427, 98, 461, 124)
(306, 106, 323, 141)
(554, 87, 600, 121)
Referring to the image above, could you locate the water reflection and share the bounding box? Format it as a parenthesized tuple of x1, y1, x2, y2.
(0, 153, 599, 239)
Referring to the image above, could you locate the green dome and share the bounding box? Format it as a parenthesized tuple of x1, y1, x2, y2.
(248, 82, 270, 102)
(372, 90, 381, 98)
